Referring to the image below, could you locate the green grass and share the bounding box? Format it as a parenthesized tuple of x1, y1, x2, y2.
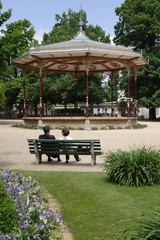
(14, 170, 160, 240)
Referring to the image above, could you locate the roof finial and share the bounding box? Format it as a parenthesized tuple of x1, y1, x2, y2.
(79, 5, 83, 31)
(79, 16, 83, 31)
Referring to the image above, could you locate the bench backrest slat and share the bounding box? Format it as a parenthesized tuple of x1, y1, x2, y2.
(27, 139, 102, 155)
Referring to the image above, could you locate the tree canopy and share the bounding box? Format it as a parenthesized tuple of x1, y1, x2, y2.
(114, 0, 160, 119)
(0, 1, 11, 107)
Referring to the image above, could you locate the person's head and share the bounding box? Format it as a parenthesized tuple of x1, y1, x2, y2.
(43, 125, 50, 134)
(61, 127, 70, 137)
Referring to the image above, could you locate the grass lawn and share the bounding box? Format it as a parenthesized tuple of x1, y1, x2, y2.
(15, 170, 160, 240)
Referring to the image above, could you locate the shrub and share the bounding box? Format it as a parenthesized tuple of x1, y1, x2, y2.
(102, 146, 160, 186)
(12, 124, 39, 129)
(117, 127, 123, 130)
(0, 179, 16, 233)
(132, 124, 147, 129)
(77, 127, 84, 130)
(91, 127, 98, 130)
(125, 126, 131, 129)
(118, 207, 160, 239)
(100, 127, 107, 130)
(12, 124, 52, 130)
(108, 125, 115, 130)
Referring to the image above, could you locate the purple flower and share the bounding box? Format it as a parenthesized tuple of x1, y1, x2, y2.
(40, 224, 45, 230)
(0, 169, 63, 239)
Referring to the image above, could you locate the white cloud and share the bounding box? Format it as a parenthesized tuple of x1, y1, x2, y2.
(34, 28, 50, 44)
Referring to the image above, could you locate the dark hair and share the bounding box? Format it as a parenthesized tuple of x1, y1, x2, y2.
(62, 127, 70, 136)
(43, 125, 50, 134)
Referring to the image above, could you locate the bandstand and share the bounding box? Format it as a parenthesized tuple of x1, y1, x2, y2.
(12, 21, 147, 129)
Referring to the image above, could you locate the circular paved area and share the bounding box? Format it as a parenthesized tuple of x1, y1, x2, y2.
(0, 120, 160, 172)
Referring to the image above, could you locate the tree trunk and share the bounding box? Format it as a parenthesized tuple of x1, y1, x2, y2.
(45, 103, 48, 117)
(149, 108, 156, 120)
(90, 100, 94, 116)
(34, 104, 38, 116)
(64, 103, 67, 116)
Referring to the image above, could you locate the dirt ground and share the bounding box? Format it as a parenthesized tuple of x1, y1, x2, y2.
(0, 120, 160, 172)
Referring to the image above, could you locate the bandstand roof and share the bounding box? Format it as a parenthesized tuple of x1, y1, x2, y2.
(12, 26, 147, 73)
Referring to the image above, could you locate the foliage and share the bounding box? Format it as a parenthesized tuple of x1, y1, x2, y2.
(114, 0, 160, 51)
(102, 146, 160, 186)
(107, 72, 120, 102)
(42, 8, 110, 45)
(1, 18, 38, 81)
(0, 81, 6, 109)
(0, 1, 11, 27)
(18, 170, 160, 240)
(0, 179, 16, 233)
(1, 19, 38, 64)
(0, 0, 11, 69)
(0, 1, 38, 112)
(118, 207, 160, 239)
(114, 0, 160, 119)
(108, 125, 115, 130)
(0, 169, 63, 239)
(0, 1, 11, 105)
(77, 73, 107, 107)
(132, 124, 147, 129)
(12, 124, 41, 129)
(3, 77, 24, 112)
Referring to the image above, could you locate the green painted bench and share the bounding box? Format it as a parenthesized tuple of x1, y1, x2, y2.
(27, 139, 103, 166)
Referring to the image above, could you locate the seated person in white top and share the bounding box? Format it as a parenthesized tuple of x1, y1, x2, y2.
(60, 127, 81, 163)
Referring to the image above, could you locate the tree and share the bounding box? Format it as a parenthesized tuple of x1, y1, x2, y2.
(0, 1, 11, 106)
(114, 0, 160, 119)
(42, 9, 110, 45)
(0, 81, 6, 109)
(0, 1, 11, 27)
(1, 19, 38, 79)
(0, 17, 38, 112)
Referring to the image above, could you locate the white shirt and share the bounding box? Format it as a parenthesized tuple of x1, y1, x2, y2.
(59, 136, 73, 140)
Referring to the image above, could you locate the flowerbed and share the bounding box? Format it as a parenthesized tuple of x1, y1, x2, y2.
(0, 169, 63, 240)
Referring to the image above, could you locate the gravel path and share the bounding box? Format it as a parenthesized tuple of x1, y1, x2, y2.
(0, 120, 160, 172)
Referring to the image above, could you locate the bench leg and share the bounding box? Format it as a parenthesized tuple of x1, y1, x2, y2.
(90, 141, 95, 167)
(33, 141, 41, 164)
(91, 154, 96, 166)
(35, 153, 41, 165)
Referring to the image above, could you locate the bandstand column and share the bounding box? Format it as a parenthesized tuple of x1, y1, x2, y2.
(111, 72, 114, 117)
(86, 71, 89, 117)
(22, 67, 26, 117)
(40, 72, 43, 117)
(38, 62, 45, 118)
(75, 77, 78, 116)
(134, 68, 138, 117)
(127, 72, 130, 117)
(125, 63, 131, 118)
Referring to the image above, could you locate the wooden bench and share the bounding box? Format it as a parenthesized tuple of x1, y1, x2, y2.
(27, 139, 103, 166)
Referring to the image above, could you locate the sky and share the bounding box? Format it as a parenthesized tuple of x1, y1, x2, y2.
(1, 0, 124, 43)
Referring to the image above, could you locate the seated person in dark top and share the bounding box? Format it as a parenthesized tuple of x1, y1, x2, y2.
(39, 125, 61, 162)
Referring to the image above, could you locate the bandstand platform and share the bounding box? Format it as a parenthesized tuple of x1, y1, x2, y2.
(23, 116, 137, 130)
